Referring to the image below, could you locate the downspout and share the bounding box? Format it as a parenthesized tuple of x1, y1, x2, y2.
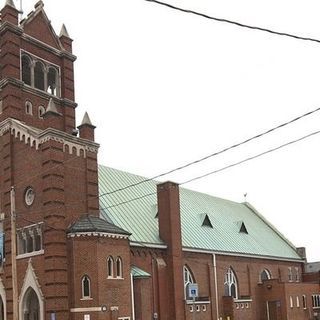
(213, 253, 219, 320)
(130, 273, 135, 320)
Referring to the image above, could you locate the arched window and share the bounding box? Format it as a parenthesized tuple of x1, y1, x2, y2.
(21, 288, 40, 320)
(38, 106, 45, 119)
(260, 269, 271, 282)
(288, 267, 293, 282)
(21, 55, 32, 86)
(183, 265, 194, 299)
(302, 295, 307, 309)
(295, 267, 300, 282)
(34, 62, 45, 90)
(47, 67, 58, 95)
(116, 257, 123, 278)
(224, 267, 238, 299)
(289, 296, 293, 308)
(26, 231, 33, 253)
(107, 256, 114, 278)
(25, 101, 33, 115)
(81, 275, 91, 299)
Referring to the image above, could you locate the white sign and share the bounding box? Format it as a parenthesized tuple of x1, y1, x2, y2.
(84, 315, 90, 320)
(187, 283, 199, 299)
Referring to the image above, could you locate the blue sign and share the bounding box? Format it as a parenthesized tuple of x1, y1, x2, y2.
(187, 283, 199, 298)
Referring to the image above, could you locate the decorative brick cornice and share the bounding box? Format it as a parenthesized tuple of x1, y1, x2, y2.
(0, 77, 24, 90)
(0, 118, 99, 157)
(67, 232, 130, 240)
(0, 21, 23, 36)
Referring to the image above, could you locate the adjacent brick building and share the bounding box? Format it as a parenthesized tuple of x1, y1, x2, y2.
(0, 1, 319, 320)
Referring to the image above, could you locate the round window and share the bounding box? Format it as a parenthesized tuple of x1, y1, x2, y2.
(24, 187, 35, 206)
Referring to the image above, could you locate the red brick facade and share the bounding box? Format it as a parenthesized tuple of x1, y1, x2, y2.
(0, 2, 319, 320)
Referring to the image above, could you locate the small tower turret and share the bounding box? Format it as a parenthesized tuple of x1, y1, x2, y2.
(78, 112, 96, 141)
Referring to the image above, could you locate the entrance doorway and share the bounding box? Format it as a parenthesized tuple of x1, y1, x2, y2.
(266, 300, 281, 320)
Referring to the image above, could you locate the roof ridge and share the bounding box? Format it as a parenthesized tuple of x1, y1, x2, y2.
(242, 202, 299, 254)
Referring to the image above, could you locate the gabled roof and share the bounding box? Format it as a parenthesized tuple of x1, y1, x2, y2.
(20, 2, 62, 49)
(68, 214, 131, 236)
(98, 165, 302, 260)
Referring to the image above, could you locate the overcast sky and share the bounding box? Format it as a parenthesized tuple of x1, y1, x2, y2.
(19, 0, 320, 261)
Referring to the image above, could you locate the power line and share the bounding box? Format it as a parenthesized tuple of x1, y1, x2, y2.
(145, 0, 320, 44)
(98, 106, 320, 197)
(101, 192, 157, 210)
(180, 129, 320, 185)
(8, 106, 320, 219)
(101, 128, 320, 210)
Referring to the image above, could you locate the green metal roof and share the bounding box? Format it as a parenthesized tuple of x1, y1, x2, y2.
(131, 265, 151, 278)
(98, 165, 302, 260)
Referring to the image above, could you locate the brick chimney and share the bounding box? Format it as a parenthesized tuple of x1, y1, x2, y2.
(157, 181, 184, 320)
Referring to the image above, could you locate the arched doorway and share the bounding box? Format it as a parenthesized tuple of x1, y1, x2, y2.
(22, 288, 39, 320)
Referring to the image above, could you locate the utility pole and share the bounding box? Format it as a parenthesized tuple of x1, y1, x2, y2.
(11, 187, 18, 320)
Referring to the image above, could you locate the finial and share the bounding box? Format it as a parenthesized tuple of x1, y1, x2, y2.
(34, 0, 44, 9)
(59, 24, 70, 38)
(243, 192, 247, 202)
(81, 112, 93, 126)
(5, 0, 16, 8)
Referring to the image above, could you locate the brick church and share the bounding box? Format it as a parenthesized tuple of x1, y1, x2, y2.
(0, 1, 319, 320)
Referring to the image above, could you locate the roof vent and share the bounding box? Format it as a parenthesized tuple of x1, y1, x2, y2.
(202, 214, 213, 228)
(239, 221, 248, 234)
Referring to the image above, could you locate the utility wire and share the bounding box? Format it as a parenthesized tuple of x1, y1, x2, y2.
(145, 0, 320, 44)
(98, 106, 320, 198)
(180, 129, 320, 185)
(11, 106, 320, 218)
(100, 128, 320, 210)
(8, 106, 320, 219)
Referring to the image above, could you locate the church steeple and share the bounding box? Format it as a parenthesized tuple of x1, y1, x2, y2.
(0, 1, 77, 134)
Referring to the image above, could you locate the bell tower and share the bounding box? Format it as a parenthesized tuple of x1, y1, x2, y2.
(0, 1, 100, 319)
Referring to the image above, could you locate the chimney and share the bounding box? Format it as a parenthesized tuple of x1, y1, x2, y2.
(157, 181, 184, 320)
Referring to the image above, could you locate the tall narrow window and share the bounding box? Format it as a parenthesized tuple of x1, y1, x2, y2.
(47, 67, 58, 95)
(25, 101, 33, 115)
(107, 256, 114, 278)
(289, 296, 293, 308)
(224, 267, 238, 299)
(22, 55, 32, 85)
(302, 295, 307, 309)
(116, 257, 123, 278)
(295, 267, 300, 282)
(34, 62, 45, 90)
(288, 267, 293, 282)
(81, 275, 91, 299)
(183, 265, 194, 300)
(26, 231, 33, 253)
(38, 106, 45, 119)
